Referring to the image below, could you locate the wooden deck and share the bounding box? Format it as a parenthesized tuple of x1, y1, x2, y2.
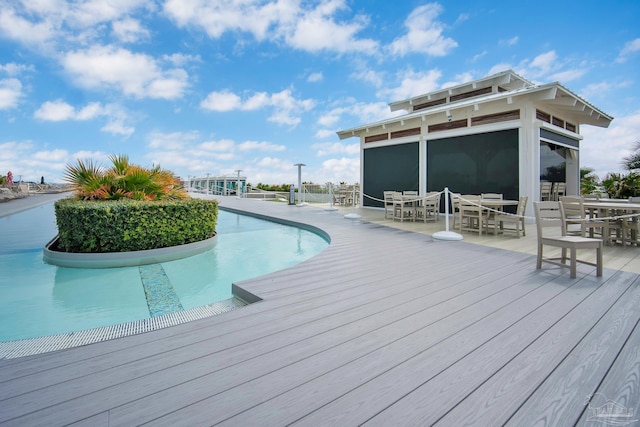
(1, 197, 639, 426)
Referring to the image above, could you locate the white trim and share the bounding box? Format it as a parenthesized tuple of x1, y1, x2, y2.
(539, 121, 584, 140)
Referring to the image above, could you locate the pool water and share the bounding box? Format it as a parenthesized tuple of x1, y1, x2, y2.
(0, 202, 328, 342)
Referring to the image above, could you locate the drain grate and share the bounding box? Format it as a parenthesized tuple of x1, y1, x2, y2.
(0, 297, 247, 359)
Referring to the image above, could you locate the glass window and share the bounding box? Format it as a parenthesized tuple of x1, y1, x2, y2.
(540, 142, 566, 182)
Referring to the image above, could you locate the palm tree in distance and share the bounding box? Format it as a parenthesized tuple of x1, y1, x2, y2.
(622, 141, 640, 171)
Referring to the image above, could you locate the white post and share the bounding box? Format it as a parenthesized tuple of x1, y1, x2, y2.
(235, 169, 242, 198)
(325, 182, 337, 211)
(344, 184, 361, 220)
(432, 187, 463, 241)
(294, 163, 306, 206)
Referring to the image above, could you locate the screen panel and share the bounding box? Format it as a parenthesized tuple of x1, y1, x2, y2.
(427, 129, 519, 205)
(363, 142, 419, 207)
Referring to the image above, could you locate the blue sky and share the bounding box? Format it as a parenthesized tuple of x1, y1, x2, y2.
(1, 0, 639, 185)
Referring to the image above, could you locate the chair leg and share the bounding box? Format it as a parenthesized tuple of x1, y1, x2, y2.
(537, 245, 543, 269)
(569, 248, 577, 279)
(596, 244, 603, 276)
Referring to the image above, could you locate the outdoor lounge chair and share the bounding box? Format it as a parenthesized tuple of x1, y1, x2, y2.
(534, 201, 603, 279)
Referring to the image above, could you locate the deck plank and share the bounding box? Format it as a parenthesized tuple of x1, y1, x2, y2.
(1, 197, 638, 426)
(506, 273, 640, 426)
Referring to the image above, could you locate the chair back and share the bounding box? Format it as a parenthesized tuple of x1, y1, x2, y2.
(481, 193, 503, 200)
(559, 195, 585, 219)
(460, 195, 482, 212)
(583, 194, 600, 201)
(403, 190, 418, 195)
(534, 201, 566, 237)
(383, 191, 395, 204)
(540, 182, 552, 201)
(516, 196, 528, 216)
(552, 182, 566, 200)
(450, 192, 461, 210)
(629, 196, 640, 203)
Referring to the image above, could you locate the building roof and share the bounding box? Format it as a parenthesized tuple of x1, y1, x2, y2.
(337, 70, 613, 140)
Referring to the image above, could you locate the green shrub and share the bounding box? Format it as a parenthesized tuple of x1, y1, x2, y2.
(54, 198, 218, 253)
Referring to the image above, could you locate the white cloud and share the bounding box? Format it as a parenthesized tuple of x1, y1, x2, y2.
(0, 78, 23, 109)
(201, 88, 315, 126)
(112, 18, 150, 43)
(500, 36, 519, 46)
(148, 131, 200, 150)
(164, 0, 378, 54)
(34, 100, 76, 121)
(616, 38, 640, 63)
(320, 157, 359, 184)
(315, 129, 336, 139)
(34, 99, 134, 136)
(62, 45, 189, 99)
(351, 69, 384, 87)
(529, 50, 558, 76)
(580, 110, 640, 179)
(237, 141, 286, 152)
(378, 68, 443, 102)
(282, 1, 378, 54)
(0, 62, 34, 77)
(200, 90, 242, 111)
(0, 7, 56, 46)
(163, 0, 278, 40)
(312, 142, 359, 157)
(200, 139, 235, 152)
(388, 4, 457, 57)
(549, 68, 586, 83)
(308, 72, 323, 83)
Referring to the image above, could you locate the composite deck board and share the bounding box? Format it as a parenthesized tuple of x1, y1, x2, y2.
(273, 273, 597, 426)
(507, 273, 640, 426)
(110, 259, 541, 425)
(0, 197, 638, 426)
(576, 310, 640, 426)
(0, 245, 523, 402)
(433, 270, 637, 426)
(2, 245, 530, 423)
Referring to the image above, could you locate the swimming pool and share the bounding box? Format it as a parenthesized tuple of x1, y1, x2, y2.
(0, 201, 328, 342)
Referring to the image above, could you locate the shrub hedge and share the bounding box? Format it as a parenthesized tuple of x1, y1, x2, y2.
(54, 198, 218, 253)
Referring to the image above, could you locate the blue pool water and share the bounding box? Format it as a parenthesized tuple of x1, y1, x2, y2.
(0, 202, 328, 342)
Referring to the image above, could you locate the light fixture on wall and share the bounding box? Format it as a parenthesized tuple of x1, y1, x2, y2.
(446, 110, 452, 122)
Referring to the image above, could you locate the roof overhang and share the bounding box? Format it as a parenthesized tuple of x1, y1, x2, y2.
(337, 81, 613, 140)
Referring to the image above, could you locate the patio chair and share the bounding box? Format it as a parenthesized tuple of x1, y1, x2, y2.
(534, 201, 602, 279)
(560, 195, 605, 238)
(552, 182, 566, 201)
(459, 195, 489, 235)
(481, 193, 503, 230)
(383, 191, 396, 219)
(416, 192, 440, 222)
(393, 192, 414, 222)
(493, 196, 528, 238)
(450, 193, 462, 230)
(540, 182, 552, 201)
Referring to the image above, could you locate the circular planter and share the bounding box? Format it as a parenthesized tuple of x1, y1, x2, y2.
(43, 234, 217, 269)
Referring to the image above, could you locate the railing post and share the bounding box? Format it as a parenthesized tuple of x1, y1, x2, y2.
(433, 187, 463, 241)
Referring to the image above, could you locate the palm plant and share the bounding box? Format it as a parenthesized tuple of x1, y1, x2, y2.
(622, 141, 640, 171)
(580, 167, 600, 194)
(63, 155, 186, 201)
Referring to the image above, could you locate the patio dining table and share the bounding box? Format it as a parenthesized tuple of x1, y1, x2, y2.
(583, 201, 640, 245)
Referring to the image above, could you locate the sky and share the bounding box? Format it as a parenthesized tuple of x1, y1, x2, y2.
(1, 0, 639, 186)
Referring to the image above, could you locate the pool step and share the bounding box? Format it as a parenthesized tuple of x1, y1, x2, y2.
(139, 264, 184, 317)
